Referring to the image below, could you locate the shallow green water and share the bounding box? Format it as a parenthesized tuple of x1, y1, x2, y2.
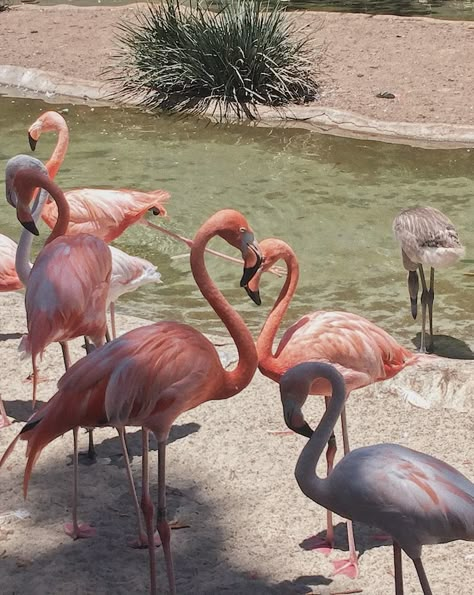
(0, 95, 472, 354)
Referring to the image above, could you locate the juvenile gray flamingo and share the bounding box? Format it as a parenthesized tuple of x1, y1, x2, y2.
(393, 206, 464, 353)
(281, 361, 474, 595)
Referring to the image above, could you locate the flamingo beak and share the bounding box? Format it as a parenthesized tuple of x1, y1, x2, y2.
(283, 401, 313, 438)
(244, 285, 261, 305)
(240, 233, 262, 287)
(28, 132, 37, 152)
(17, 202, 39, 236)
(20, 220, 40, 236)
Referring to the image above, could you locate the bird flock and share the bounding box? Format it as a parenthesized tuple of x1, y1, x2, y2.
(0, 110, 472, 595)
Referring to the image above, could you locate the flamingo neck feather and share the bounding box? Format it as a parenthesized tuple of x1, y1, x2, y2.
(293, 363, 346, 507)
(257, 249, 299, 373)
(45, 119, 69, 180)
(190, 218, 257, 398)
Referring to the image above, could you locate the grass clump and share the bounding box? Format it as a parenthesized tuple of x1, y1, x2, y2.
(0, 0, 10, 12)
(109, 0, 319, 119)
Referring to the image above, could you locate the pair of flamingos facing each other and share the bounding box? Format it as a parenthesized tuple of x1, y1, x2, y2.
(2, 167, 472, 595)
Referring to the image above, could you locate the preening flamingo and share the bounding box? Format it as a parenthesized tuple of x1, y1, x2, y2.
(244, 238, 423, 578)
(108, 245, 162, 339)
(281, 361, 474, 595)
(26, 110, 274, 272)
(393, 206, 465, 353)
(1, 209, 262, 595)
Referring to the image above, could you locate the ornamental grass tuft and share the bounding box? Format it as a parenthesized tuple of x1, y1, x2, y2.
(108, 0, 319, 119)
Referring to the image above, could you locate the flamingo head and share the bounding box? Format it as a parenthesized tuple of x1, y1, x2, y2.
(212, 209, 262, 287)
(5, 155, 47, 218)
(280, 366, 314, 438)
(243, 238, 290, 306)
(28, 110, 67, 151)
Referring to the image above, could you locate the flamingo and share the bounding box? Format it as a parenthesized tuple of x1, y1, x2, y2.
(1, 208, 262, 595)
(281, 361, 474, 595)
(393, 206, 465, 353)
(243, 238, 424, 578)
(26, 110, 278, 273)
(0, 233, 24, 293)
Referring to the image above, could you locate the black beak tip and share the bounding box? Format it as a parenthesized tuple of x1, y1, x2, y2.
(20, 220, 39, 236)
(28, 133, 37, 152)
(244, 285, 261, 306)
(295, 422, 314, 439)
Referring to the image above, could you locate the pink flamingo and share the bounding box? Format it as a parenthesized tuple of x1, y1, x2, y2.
(1, 209, 262, 595)
(244, 238, 424, 578)
(282, 361, 474, 595)
(26, 110, 275, 272)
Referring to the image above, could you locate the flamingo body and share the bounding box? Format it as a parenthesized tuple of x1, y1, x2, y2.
(41, 188, 170, 243)
(20, 233, 111, 361)
(324, 442, 474, 559)
(0, 233, 23, 292)
(393, 206, 465, 270)
(267, 310, 415, 396)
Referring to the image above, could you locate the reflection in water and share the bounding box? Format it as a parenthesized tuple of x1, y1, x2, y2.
(9, 0, 474, 20)
(0, 96, 472, 355)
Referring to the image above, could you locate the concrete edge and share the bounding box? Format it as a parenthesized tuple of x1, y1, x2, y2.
(1, 64, 474, 149)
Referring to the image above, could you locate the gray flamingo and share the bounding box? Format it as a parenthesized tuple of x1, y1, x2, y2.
(393, 206, 464, 352)
(281, 361, 474, 595)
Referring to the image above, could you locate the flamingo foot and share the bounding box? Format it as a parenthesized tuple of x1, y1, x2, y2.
(331, 557, 359, 579)
(77, 450, 97, 466)
(128, 531, 162, 549)
(22, 372, 48, 384)
(0, 417, 11, 429)
(301, 534, 334, 556)
(64, 522, 96, 540)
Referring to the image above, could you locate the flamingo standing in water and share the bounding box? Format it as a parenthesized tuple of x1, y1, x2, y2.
(281, 361, 474, 595)
(1, 209, 262, 595)
(393, 206, 465, 353)
(244, 238, 424, 578)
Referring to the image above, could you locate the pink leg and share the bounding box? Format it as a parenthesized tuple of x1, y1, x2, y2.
(0, 396, 10, 428)
(141, 429, 158, 595)
(156, 438, 176, 595)
(413, 558, 433, 595)
(120, 428, 161, 549)
(394, 542, 404, 595)
(64, 426, 96, 539)
(331, 405, 358, 579)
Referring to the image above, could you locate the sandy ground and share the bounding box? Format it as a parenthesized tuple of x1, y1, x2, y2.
(0, 289, 473, 595)
(0, 5, 473, 127)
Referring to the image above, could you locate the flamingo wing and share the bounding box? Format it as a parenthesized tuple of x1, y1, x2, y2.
(108, 245, 161, 303)
(275, 311, 414, 392)
(42, 188, 170, 242)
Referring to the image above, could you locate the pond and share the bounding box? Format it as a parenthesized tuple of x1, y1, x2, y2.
(0, 95, 473, 356)
(8, 0, 474, 21)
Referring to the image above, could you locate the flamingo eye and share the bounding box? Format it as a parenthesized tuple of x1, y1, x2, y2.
(239, 227, 246, 233)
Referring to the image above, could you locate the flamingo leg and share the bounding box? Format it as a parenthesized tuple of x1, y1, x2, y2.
(394, 542, 404, 595)
(418, 265, 430, 353)
(427, 267, 435, 352)
(156, 438, 176, 595)
(140, 429, 158, 595)
(110, 302, 117, 340)
(330, 405, 358, 579)
(79, 338, 97, 464)
(413, 558, 433, 595)
(0, 395, 10, 428)
(64, 426, 96, 539)
(408, 269, 419, 319)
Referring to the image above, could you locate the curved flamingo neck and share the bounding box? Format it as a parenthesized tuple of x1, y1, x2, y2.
(15, 188, 50, 285)
(45, 118, 69, 180)
(257, 247, 299, 375)
(290, 363, 346, 505)
(15, 169, 70, 245)
(190, 217, 257, 399)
